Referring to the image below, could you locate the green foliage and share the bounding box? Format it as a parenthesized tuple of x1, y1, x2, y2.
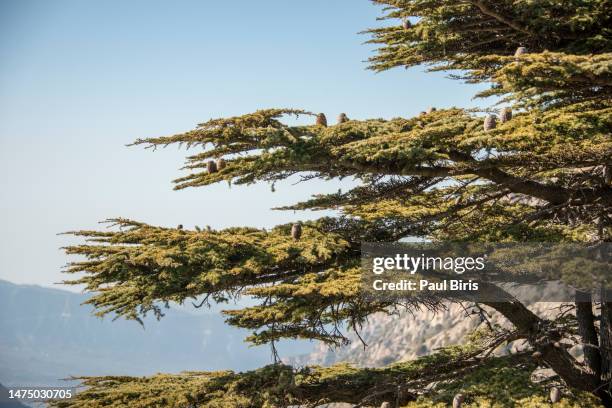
(60, 0, 612, 405)
(366, 1, 611, 72)
(405, 355, 597, 407)
(53, 342, 603, 408)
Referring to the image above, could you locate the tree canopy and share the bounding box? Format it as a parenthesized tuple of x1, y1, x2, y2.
(56, 0, 612, 406)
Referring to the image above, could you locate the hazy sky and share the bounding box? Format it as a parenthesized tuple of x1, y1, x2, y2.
(0, 0, 484, 289)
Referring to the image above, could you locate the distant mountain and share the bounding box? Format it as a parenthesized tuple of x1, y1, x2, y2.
(0, 280, 312, 388)
(296, 305, 479, 367)
(0, 384, 27, 407)
(297, 292, 572, 367)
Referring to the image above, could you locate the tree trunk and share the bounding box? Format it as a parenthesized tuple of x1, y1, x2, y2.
(576, 291, 601, 378)
(466, 283, 602, 399)
(600, 288, 612, 405)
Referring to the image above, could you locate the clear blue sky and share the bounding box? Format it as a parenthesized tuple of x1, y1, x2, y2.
(0, 0, 484, 288)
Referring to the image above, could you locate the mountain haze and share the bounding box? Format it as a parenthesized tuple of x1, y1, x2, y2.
(0, 280, 312, 387)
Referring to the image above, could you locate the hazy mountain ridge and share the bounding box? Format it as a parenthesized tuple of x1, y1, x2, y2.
(0, 280, 311, 387)
(0, 279, 576, 393)
(294, 304, 479, 368)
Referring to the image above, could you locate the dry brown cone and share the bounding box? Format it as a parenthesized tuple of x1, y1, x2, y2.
(291, 223, 302, 240)
(484, 114, 497, 131)
(216, 158, 226, 170)
(550, 387, 561, 403)
(207, 160, 218, 173)
(514, 46, 528, 58)
(499, 107, 512, 123)
(453, 393, 465, 408)
(316, 113, 328, 127)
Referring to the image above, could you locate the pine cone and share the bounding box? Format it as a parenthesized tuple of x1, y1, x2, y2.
(484, 114, 497, 131)
(514, 46, 528, 58)
(453, 393, 465, 408)
(604, 165, 612, 185)
(499, 107, 512, 123)
(550, 387, 561, 403)
(216, 158, 226, 170)
(337, 113, 349, 124)
(316, 113, 327, 127)
(207, 160, 218, 173)
(291, 223, 302, 240)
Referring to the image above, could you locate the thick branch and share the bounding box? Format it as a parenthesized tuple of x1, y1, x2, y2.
(340, 158, 563, 203)
(456, 282, 601, 393)
(447, 150, 571, 204)
(328, 155, 612, 209)
(467, 0, 534, 36)
(472, 166, 570, 205)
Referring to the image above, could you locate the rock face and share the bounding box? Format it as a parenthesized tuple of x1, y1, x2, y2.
(301, 304, 480, 367)
(297, 299, 574, 368)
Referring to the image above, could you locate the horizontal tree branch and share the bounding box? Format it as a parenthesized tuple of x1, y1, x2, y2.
(467, 0, 534, 36)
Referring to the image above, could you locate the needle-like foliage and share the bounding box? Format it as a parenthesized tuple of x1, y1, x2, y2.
(57, 1, 612, 406)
